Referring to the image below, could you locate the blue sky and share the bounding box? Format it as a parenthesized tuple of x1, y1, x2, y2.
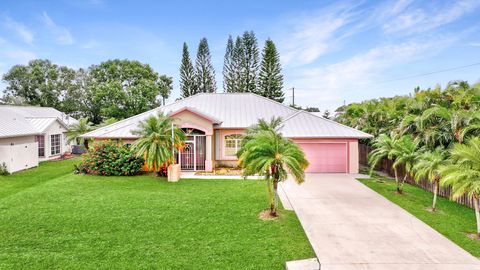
(0, 0, 479, 112)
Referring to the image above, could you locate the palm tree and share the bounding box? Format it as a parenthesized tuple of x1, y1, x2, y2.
(413, 147, 449, 211)
(131, 113, 185, 174)
(392, 135, 419, 194)
(237, 117, 283, 157)
(67, 118, 93, 147)
(440, 137, 480, 237)
(368, 133, 402, 192)
(238, 125, 308, 217)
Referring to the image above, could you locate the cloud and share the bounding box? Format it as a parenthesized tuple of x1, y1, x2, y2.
(2, 16, 34, 45)
(279, 2, 367, 66)
(286, 37, 457, 111)
(383, 0, 480, 34)
(468, 42, 480, 47)
(41, 11, 74, 45)
(81, 39, 100, 49)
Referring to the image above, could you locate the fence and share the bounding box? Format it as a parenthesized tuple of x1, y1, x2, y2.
(359, 143, 474, 209)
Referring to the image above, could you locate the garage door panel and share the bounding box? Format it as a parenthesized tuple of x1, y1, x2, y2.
(298, 143, 347, 173)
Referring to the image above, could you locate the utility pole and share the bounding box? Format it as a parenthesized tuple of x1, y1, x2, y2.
(292, 87, 295, 107)
(288, 87, 295, 106)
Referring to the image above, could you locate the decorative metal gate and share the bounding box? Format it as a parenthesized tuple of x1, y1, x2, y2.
(178, 133, 206, 171)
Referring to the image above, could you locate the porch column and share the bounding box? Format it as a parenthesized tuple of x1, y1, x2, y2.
(205, 135, 213, 171)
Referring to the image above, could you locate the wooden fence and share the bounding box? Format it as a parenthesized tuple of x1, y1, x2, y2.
(359, 143, 474, 209)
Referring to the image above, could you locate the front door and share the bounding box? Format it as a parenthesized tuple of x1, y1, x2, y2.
(180, 141, 195, 170)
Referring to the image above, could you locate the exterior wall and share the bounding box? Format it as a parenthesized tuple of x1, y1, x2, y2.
(0, 136, 38, 173)
(291, 138, 359, 174)
(40, 121, 71, 161)
(213, 129, 245, 168)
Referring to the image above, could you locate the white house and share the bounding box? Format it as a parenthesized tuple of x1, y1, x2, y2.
(0, 106, 77, 173)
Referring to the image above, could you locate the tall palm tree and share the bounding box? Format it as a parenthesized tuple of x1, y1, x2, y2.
(131, 113, 185, 174)
(440, 137, 480, 237)
(413, 147, 449, 211)
(368, 133, 402, 191)
(238, 127, 309, 217)
(392, 135, 419, 193)
(67, 118, 93, 147)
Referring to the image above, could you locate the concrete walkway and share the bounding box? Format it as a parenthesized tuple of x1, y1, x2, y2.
(280, 174, 480, 270)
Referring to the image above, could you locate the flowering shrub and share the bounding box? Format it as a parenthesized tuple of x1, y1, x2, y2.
(80, 141, 144, 176)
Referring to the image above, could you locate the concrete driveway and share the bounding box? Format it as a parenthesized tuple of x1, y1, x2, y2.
(279, 174, 480, 270)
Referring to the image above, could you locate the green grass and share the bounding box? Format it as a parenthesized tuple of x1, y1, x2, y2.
(0, 159, 314, 269)
(358, 175, 480, 258)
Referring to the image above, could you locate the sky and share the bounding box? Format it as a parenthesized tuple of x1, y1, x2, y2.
(0, 0, 479, 112)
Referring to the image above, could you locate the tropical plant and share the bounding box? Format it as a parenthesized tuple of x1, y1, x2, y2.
(413, 147, 449, 211)
(66, 117, 93, 146)
(131, 113, 185, 175)
(80, 141, 144, 176)
(368, 133, 402, 191)
(238, 121, 308, 217)
(391, 135, 419, 193)
(440, 137, 480, 237)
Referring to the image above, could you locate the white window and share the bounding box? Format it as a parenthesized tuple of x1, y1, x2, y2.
(224, 134, 242, 156)
(35, 135, 45, 157)
(50, 134, 61, 155)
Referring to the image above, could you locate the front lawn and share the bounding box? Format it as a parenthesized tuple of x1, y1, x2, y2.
(0, 159, 314, 269)
(358, 175, 480, 258)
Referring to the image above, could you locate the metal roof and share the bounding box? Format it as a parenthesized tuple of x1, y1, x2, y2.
(0, 106, 76, 138)
(82, 93, 372, 139)
(280, 111, 373, 138)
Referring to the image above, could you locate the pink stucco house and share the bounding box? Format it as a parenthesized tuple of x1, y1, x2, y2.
(82, 93, 372, 173)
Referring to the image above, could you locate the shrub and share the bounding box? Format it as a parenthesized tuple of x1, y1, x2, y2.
(80, 141, 144, 176)
(0, 162, 10, 176)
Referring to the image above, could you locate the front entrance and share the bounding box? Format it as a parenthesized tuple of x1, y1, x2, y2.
(178, 128, 206, 171)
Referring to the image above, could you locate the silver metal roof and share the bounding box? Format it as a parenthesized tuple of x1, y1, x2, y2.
(280, 111, 373, 138)
(0, 105, 76, 138)
(82, 93, 372, 139)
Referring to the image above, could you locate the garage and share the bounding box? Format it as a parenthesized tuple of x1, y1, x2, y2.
(297, 142, 347, 173)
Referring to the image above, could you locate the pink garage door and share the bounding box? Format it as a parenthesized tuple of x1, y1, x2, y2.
(297, 143, 347, 173)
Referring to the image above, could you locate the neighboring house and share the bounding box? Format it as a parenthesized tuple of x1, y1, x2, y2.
(0, 106, 77, 173)
(82, 93, 372, 173)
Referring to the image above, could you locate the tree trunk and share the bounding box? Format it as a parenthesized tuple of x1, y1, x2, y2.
(272, 180, 279, 217)
(474, 195, 480, 237)
(394, 168, 402, 194)
(432, 180, 439, 211)
(267, 178, 274, 213)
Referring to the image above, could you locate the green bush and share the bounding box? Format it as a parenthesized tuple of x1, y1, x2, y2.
(80, 141, 144, 176)
(0, 162, 10, 176)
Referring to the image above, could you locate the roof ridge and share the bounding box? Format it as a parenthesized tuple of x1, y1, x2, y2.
(304, 110, 372, 136)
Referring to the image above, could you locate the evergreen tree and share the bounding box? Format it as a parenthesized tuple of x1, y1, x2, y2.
(258, 39, 284, 102)
(223, 36, 236, 92)
(179, 42, 197, 98)
(195, 38, 216, 93)
(241, 31, 259, 93)
(232, 36, 245, 92)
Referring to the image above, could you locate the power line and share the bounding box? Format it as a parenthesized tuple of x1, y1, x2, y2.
(380, 61, 480, 83)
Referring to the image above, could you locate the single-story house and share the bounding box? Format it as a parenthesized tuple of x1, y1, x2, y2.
(0, 105, 77, 173)
(82, 93, 372, 173)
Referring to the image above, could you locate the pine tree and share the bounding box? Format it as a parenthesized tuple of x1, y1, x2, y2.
(241, 31, 259, 93)
(179, 42, 197, 98)
(195, 38, 216, 93)
(232, 36, 245, 92)
(223, 36, 236, 92)
(258, 39, 284, 103)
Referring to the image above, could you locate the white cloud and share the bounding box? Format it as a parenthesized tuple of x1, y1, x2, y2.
(41, 12, 74, 45)
(383, 0, 480, 34)
(2, 16, 34, 45)
(286, 37, 456, 111)
(468, 42, 480, 47)
(279, 3, 367, 66)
